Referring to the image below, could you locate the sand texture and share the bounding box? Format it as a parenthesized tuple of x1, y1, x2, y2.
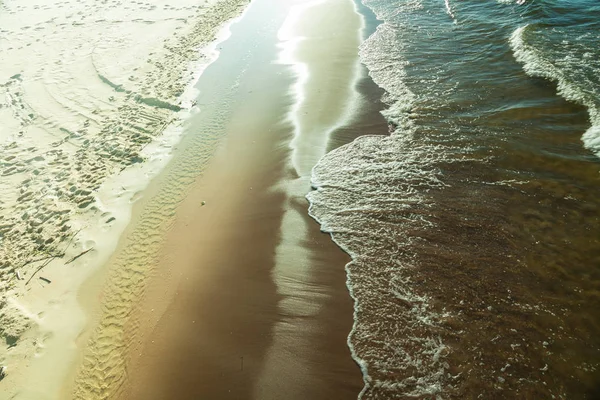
(74, 0, 368, 398)
(0, 0, 249, 398)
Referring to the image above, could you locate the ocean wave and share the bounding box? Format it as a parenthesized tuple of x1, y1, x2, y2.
(307, 134, 455, 399)
(358, 21, 416, 132)
(309, 0, 600, 398)
(510, 23, 600, 157)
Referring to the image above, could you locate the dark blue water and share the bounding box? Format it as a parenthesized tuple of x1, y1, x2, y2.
(308, 0, 600, 398)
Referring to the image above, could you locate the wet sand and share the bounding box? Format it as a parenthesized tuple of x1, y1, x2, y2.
(69, 0, 372, 398)
(117, 90, 359, 399)
(118, 0, 365, 398)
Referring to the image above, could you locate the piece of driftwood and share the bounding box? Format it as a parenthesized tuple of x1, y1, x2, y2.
(65, 248, 93, 265)
(24, 229, 82, 285)
(17, 254, 57, 270)
(39, 277, 52, 284)
(0, 365, 6, 380)
(61, 228, 82, 254)
(25, 257, 57, 285)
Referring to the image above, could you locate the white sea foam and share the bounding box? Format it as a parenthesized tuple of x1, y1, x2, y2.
(304, 1, 464, 395)
(308, 133, 456, 399)
(496, 0, 527, 4)
(359, 22, 416, 132)
(309, 1, 600, 398)
(444, 0, 457, 23)
(510, 24, 600, 157)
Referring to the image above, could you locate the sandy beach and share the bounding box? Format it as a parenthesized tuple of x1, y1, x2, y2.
(4, 0, 599, 398)
(0, 0, 249, 398)
(71, 0, 370, 397)
(0, 0, 382, 397)
(64, 0, 375, 398)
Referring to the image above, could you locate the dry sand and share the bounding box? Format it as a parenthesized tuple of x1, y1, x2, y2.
(0, 0, 249, 398)
(68, 0, 369, 398)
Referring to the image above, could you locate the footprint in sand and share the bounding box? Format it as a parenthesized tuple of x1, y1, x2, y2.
(33, 332, 54, 358)
(129, 191, 143, 204)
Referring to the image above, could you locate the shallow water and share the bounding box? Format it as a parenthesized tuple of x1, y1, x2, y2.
(309, 0, 600, 398)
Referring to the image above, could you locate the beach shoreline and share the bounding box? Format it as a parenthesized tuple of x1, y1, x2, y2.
(0, 0, 392, 397)
(68, 0, 375, 398)
(4, 0, 599, 398)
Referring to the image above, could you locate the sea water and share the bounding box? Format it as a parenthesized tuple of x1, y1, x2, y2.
(308, 0, 600, 398)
